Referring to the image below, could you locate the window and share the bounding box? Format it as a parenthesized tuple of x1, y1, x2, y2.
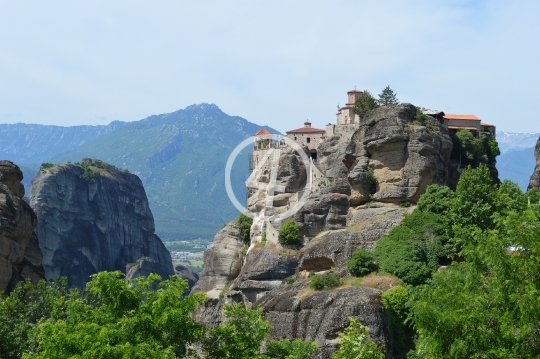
(307, 137, 310, 143)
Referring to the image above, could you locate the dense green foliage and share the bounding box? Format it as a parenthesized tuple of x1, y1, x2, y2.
(202, 304, 271, 359)
(265, 339, 319, 359)
(202, 303, 317, 359)
(26, 272, 205, 358)
(377, 86, 399, 106)
(278, 219, 301, 245)
(1, 273, 317, 358)
(381, 286, 414, 358)
(0, 278, 74, 359)
(373, 210, 446, 285)
(309, 272, 341, 290)
(331, 317, 385, 359)
(237, 213, 253, 245)
(40, 162, 54, 169)
(416, 184, 455, 214)
(410, 209, 540, 358)
(451, 129, 500, 167)
(352, 91, 379, 120)
(347, 248, 377, 277)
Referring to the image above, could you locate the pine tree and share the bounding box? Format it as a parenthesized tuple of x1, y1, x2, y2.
(377, 85, 399, 106)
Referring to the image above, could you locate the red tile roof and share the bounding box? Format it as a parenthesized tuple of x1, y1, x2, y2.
(254, 129, 272, 136)
(286, 127, 326, 134)
(443, 114, 481, 121)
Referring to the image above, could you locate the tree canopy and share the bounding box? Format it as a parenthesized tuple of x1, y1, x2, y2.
(377, 86, 399, 106)
(352, 91, 379, 120)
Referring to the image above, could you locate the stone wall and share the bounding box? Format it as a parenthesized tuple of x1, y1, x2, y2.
(285, 132, 325, 151)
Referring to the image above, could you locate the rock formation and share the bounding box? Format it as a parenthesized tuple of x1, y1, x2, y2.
(528, 137, 540, 190)
(343, 104, 454, 205)
(256, 280, 391, 358)
(194, 104, 460, 358)
(30, 158, 173, 289)
(0, 161, 44, 293)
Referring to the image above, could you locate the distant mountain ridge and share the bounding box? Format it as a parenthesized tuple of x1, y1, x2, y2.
(497, 131, 540, 154)
(0, 104, 278, 240)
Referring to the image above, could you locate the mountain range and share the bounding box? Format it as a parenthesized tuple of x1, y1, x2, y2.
(0, 110, 537, 239)
(0, 104, 277, 240)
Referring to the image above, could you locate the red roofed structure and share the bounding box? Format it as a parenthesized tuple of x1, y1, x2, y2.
(254, 129, 272, 136)
(285, 121, 325, 152)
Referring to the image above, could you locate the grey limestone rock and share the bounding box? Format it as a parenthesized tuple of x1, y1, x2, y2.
(528, 137, 540, 190)
(298, 205, 412, 275)
(256, 279, 391, 359)
(190, 220, 244, 299)
(344, 103, 454, 205)
(174, 263, 199, 288)
(231, 242, 299, 303)
(0, 160, 44, 293)
(30, 158, 173, 289)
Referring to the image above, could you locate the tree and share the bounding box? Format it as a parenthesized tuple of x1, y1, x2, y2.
(265, 340, 318, 359)
(377, 86, 399, 106)
(278, 219, 301, 245)
(352, 91, 379, 120)
(373, 210, 446, 286)
(332, 317, 385, 359)
(347, 248, 378, 277)
(202, 304, 318, 359)
(26, 271, 205, 358)
(381, 286, 414, 359)
(416, 184, 455, 215)
(0, 277, 75, 359)
(203, 304, 271, 359)
(237, 212, 253, 245)
(410, 210, 540, 358)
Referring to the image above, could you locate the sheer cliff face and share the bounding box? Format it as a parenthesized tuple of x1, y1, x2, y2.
(528, 137, 540, 190)
(30, 159, 173, 289)
(0, 161, 44, 293)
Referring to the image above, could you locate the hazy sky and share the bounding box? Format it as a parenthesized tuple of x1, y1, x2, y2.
(1, 1, 539, 133)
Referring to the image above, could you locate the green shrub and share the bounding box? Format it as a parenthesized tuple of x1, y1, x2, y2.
(373, 210, 446, 286)
(40, 162, 54, 169)
(352, 90, 379, 120)
(417, 184, 455, 214)
(278, 219, 301, 245)
(266, 339, 318, 359)
(237, 213, 252, 245)
(366, 170, 377, 185)
(261, 231, 267, 242)
(310, 272, 341, 290)
(381, 286, 414, 359)
(79, 163, 99, 181)
(347, 248, 378, 277)
(413, 109, 428, 126)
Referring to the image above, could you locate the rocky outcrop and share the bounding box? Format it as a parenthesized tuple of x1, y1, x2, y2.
(174, 264, 199, 288)
(344, 104, 454, 205)
(190, 221, 244, 299)
(30, 158, 173, 289)
(0, 161, 44, 293)
(528, 137, 540, 190)
(298, 205, 413, 276)
(256, 279, 391, 359)
(194, 104, 460, 357)
(231, 242, 299, 303)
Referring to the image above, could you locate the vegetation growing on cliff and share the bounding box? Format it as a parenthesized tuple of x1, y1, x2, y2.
(237, 213, 253, 245)
(0, 273, 318, 359)
(352, 91, 379, 120)
(278, 219, 301, 245)
(370, 164, 540, 358)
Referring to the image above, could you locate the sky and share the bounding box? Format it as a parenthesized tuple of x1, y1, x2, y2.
(1, 1, 539, 134)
